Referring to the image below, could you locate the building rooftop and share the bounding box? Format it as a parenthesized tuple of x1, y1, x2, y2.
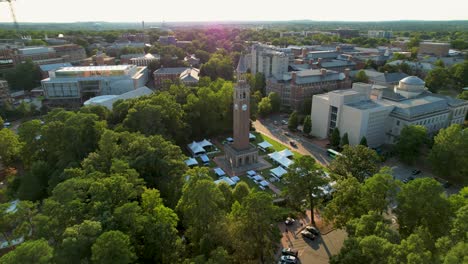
(39, 62, 72, 72)
(154, 67, 192, 75)
(346, 100, 386, 110)
(56, 65, 133, 72)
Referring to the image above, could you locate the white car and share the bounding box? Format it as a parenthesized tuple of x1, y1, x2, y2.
(280, 255, 297, 264)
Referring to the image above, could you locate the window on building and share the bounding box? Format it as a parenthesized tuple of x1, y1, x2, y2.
(396, 120, 400, 126)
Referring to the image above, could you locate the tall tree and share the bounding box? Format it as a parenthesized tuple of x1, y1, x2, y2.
(91, 231, 136, 264)
(395, 125, 427, 164)
(425, 67, 452, 92)
(395, 178, 452, 238)
(0, 239, 53, 264)
(5, 59, 41, 91)
(354, 70, 369, 83)
(288, 111, 299, 131)
(284, 156, 328, 226)
(228, 192, 280, 264)
(324, 177, 365, 229)
(268, 92, 281, 112)
(429, 124, 468, 184)
(0, 128, 22, 166)
(341, 132, 349, 146)
(257, 97, 272, 117)
(303, 115, 312, 134)
(330, 127, 340, 147)
(176, 169, 225, 255)
(359, 136, 368, 147)
(329, 145, 380, 182)
(361, 167, 399, 214)
(254, 72, 266, 95)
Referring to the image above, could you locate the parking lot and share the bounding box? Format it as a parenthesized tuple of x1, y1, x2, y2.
(385, 159, 461, 195)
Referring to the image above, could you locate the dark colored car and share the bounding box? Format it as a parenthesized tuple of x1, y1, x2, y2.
(289, 141, 297, 148)
(284, 132, 291, 137)
(301, 230, 315, 240)
(285, 217, 295, 225)
(305, 226, 320, 236)
(282, 248, 298, 257)
(412, 170, 421, 175)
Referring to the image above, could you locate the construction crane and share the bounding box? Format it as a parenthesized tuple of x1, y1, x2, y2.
(0, 0, 19, 32)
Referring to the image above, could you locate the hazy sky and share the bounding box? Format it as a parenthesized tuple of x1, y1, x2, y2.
(0, 0, 467, 23)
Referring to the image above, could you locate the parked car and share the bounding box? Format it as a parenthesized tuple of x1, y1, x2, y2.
(284, 217, 295, 225)
(282, 248, 298, 257)
(280, 255, 297, 264)
(402, 176, 414, 184)
(412, 170, 421, 175)
(301, 230, 315, 240)
(433, 177, 451, 188)
(284, 132, 291, 137)
(282, 120, 288, 125)
(3, 122, 11, 128)
(274, 120, 279, 125)
(289, 141, 297, 148)
(305, 226, 320, 236)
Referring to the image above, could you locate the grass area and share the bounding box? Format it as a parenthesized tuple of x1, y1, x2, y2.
(252, 132, 302, 159)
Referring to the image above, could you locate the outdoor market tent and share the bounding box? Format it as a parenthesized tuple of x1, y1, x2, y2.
(249, 133, 256, 140)
(231, 176, 240, 183)
(199, 139, 213, 148)
(278, 149, 293, 158)
(253, 175, 264, 181)
(268, 150, 294, 168)
(188, 141, 206, 156)
(258, 141, 273, 150)
(270, 166, 288, 178)
(214, 177, 236, 186)
(247, 170, 257, 177)
(200, 154, 210, 164)
(214, 167, 226, 177)
(259, 180, 270, 187)
(184, 158, 198, 167)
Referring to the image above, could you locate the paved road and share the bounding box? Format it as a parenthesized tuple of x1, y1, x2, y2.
(253, 118, 331, 166)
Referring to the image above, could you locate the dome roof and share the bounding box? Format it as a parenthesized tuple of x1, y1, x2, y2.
(397, 76, 426, 94)
(400, 76, 425, 86)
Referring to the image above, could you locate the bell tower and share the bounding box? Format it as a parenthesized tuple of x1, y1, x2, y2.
(233, 55, 250, 150)
(223, 54, 259, 171)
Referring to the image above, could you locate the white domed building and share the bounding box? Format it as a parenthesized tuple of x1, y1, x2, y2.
(311, 76, 468, 147)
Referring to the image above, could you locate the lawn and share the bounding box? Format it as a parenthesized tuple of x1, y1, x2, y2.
(252, 132, 302, 159)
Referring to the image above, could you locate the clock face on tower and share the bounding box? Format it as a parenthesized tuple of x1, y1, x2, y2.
(242, 104, 247, 111)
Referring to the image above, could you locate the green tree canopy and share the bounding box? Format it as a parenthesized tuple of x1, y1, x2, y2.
(0, 239, 53, 264)
(257, 97, 272, 117)
(330, 127, 340, 147)
(395, 125, 427, 164)
(354, 70, 369, 83)
(268, 92, 281, 112)
(329, 145, 380, 182)
(288, 111, 299, 130)
(341, 132, 349, 146)
(284, 156, 327, 226)
(429, 124, 468, 184)
(91, 230, 136, 264)
(0, 128, 22, 166)
(303, 115, 312, 134)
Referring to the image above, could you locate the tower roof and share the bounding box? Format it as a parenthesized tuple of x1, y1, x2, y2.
(236, 54, 247, 73)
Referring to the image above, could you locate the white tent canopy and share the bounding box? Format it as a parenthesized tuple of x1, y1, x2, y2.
(188, 141, 206, 156)
(214, 167, 226, 177)
(184, 158, 198, 167)
(200, 154, 210, 163)
(268, 150, 294, 168)
(270, 166, 288, 178)
(259, 180, 270, 187)
(231, 176, 240, 183)
(249, 133, 256, 140)
(247, 170, 257, 176)
(199, 139, 213, 148)
(258, 141, 273, 150)
(214, 177, 236, 186)
(253, 175, 264, 181)
(278, 149, 293, 158)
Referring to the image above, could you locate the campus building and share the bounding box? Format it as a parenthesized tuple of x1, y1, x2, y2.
(250, 43, 291, 79)
(267, 68, 351, 110)
(153, 67, 199, 88)
(41, 65, 148, 108)
(311, 77, 468, 147)
(419, 42, 450, 57)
